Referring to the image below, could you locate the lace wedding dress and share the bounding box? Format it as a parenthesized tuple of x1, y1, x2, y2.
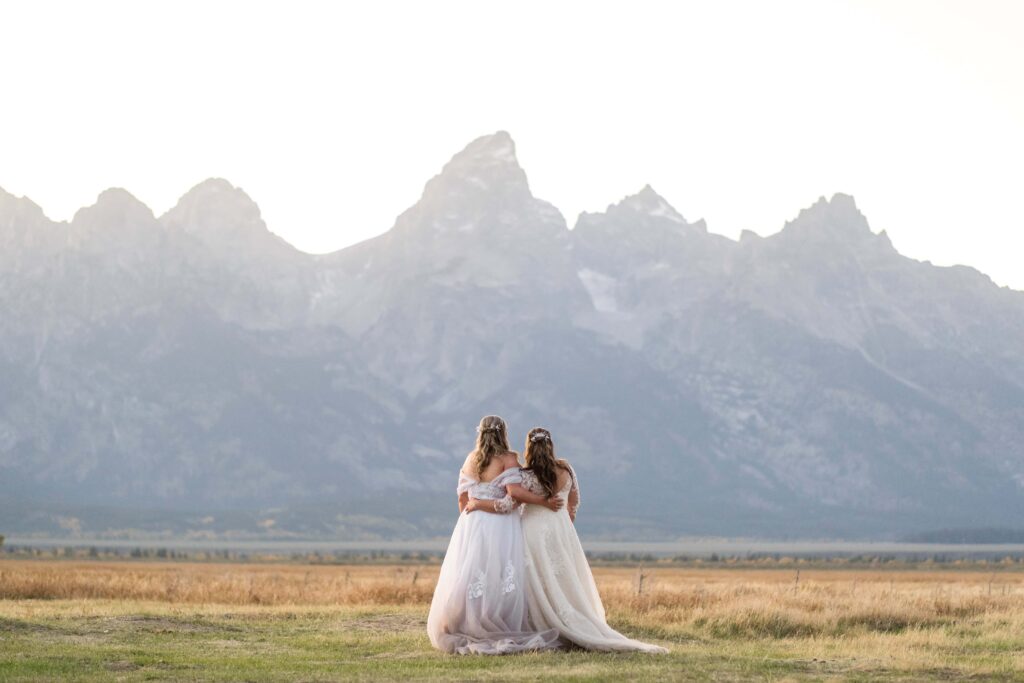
(427, 467, 561, 654)
(518, 466, 668, 653)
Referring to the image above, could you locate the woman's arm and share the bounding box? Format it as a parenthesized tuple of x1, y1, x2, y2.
(458, 490, 469, 513)
(465, 494, 517, 514)
(507, 483, 563, 512)
(567, 465, 580, 523)
(467, 486, 563, 514)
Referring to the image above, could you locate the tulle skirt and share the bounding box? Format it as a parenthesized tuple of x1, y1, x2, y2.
(427, 509, 560, 655)
(521, 504, 668, 653)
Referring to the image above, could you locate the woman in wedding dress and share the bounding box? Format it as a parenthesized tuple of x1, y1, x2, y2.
(426, 415, 563, 654)
(469, 427, 667, 653)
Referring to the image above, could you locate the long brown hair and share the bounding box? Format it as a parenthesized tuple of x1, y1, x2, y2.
(523, 427, 570, 496)
(470, 415, 511, 475)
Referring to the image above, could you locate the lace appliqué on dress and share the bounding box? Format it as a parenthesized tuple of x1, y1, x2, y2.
(467, 565, 516, 599)
(541, 527, 568, 576)
(518, 468, 543, 495)
(568, 465, 581, 518)
(467, 570, 486, 600)
(494, 494, 516, 514)
(523, 466, 578, 516)
(502, 562, 517, 594)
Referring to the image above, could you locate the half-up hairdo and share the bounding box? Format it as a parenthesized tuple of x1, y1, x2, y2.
(471, 415, 511, 475)
(523, 427, 570, 496)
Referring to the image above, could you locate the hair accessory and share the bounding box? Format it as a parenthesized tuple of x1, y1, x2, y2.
(530, 431, 550, 443)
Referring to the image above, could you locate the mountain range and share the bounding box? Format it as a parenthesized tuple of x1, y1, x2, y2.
(2, 131, 1023, 541)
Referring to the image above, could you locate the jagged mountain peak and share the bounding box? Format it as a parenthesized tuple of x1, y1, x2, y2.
(0, 186, 49, 224)
(0, 188, 55, 252)
(181, 177, 240, 198)
(94, 187, 151, 211)
(629, 183, 663, 203)
(766, 192, 898, 258)
(416, 130, 532, 207)
(161, 178, 263, 235)
(156, 178, 305, 268)
(376, 130, 569, 254)
(459, 129, 517, 162)
(158, 178, 303, 263)
(72, 187, 156, 228)
(615, 184, 690, 225)
(440, 130, 523, 179)
(782, 193, 872, 238)
(574, 184, 704, 236)
(63, 187, 163, 255)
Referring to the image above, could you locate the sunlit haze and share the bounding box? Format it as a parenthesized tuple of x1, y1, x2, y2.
(2, 0, 1022, 288)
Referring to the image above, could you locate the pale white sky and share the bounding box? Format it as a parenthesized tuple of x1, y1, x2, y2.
(2, 0, 1022, 289)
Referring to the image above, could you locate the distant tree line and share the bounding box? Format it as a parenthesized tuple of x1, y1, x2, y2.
(5, 542, 1024, 569)
(902, 528, 1024, 544)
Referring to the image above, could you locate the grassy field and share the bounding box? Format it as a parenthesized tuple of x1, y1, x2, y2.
(2, 560, 1023, 681)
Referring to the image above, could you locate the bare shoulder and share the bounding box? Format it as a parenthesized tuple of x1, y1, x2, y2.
(556, 460, 576, 485)
(460, 453, 477, 477)
(499, 451, 521, 470)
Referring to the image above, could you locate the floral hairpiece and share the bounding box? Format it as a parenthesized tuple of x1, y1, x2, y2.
(530, 431, 550, 443)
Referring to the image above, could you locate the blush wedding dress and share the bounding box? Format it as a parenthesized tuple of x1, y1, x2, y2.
(426, 467, 561, 654)
(518, 466, 667, 653)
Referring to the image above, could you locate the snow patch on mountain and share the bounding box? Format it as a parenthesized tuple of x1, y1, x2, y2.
(577, 268, 618, 312)
(648, 197, 687, 224)
(490, 138, 516, 163)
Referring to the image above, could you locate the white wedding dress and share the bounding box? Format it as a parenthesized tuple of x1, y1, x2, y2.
(427, 467, 561, 654)
(518, 466, 668, 653)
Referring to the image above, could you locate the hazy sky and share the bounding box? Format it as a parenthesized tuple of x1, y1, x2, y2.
(2, 0, 1022, 289)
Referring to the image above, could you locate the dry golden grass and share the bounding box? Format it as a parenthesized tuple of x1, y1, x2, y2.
(594, 566, 1024, 640)
(3, 559, 1023, 639)
(0, 560, 439, 605)
(3, 560, 1024, 679)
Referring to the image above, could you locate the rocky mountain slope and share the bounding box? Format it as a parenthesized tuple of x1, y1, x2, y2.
(2, 131, 1022, 540)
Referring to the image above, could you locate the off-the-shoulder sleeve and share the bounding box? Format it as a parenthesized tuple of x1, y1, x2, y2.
(490, 468, 522, 514)
(457, 471, 477, 494)
(490, 467, 523, 488)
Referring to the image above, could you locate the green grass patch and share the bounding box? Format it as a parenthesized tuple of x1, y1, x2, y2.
(2, 601, 1022, 681)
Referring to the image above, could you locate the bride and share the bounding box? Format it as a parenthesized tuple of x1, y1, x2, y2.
(426, 415, 563, 654)
(469, 427, 667, 653)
